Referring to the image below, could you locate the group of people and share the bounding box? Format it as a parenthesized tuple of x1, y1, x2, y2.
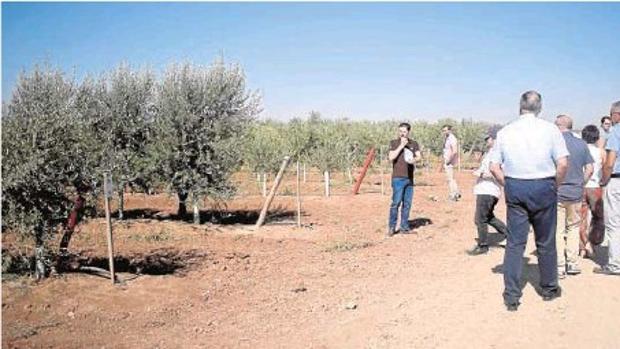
(386, 91, 620, 311)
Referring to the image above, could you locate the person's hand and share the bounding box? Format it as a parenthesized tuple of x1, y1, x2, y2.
(400, 137, 408, 147)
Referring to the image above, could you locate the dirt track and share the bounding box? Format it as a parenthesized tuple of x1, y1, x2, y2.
(2, 171, 619, 348)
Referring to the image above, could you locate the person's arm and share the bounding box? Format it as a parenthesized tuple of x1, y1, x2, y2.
(555, 156, 569, 188)
(600, 150, 617, 187)
(550, 128, 570, 188)
(388, 138, 407, 161)
(583, 163, 594, 184)
(448, 139, 458, 164)
(414, 150, 422, 163)
(490, 163, 505, 186)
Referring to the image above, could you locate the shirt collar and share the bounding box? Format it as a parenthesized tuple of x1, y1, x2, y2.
(520, 113, 537, 118)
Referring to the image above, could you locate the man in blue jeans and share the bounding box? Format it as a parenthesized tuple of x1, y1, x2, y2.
(387, 122, 421, 237)
(490, 91, 569, 311)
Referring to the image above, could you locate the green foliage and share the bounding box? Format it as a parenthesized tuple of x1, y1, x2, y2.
(97, 64, 157, 191)
(1, 66, 95, 277)
(242, 120, 287, 174)
(307, 118, 352, 173)
(149, 61, 261, 208)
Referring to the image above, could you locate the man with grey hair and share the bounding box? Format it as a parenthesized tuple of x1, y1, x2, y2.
(490, 91, 569, 311)
(554, 115, 594, 278)
(596, 100, 620, 275)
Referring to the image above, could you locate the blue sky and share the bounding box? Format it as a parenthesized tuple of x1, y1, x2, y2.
(2, 2, 619, 126)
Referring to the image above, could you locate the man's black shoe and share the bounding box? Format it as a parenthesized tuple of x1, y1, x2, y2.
(400, 229, 415, 235)
(542, 287, 562, 301)
(505, 301, 520, 311)
(467, 245, 489, 256)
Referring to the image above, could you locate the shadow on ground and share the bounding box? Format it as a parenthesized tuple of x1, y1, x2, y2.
(492, 257, 545, 297)
(57, 247, 209, 276)
(408, 217, 433, 229)
(114, 206, 297, 225)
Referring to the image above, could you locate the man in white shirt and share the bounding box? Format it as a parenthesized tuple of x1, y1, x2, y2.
(490, 91, 569, 311)
(468, 128, 508, 255)
(596, 100, 620, 276)
(442, 125, 461, 201)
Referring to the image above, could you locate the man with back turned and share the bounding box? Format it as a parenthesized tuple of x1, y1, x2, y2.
(489, 91, 569, 311)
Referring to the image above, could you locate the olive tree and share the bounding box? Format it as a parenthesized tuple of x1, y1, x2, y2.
(2, 66, 93, 279)
(242, 120, 287, 196)
(307, 119, 351, 197)
(150, 61, 260, 223)
(96, 64, 156, 219)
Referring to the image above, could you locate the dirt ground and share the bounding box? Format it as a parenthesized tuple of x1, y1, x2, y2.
(2, 170, 619, 348)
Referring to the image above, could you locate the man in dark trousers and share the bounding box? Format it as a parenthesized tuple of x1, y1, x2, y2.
(387, 122, 421, 237)
(490, 91, 569, 311)
(468, 128, 508, 255)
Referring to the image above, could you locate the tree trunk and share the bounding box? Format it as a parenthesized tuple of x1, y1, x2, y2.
(34, 227, 47, 280)
(178, 191, 188, 218)
(324, 170, 330, 197)
(59, 195, 85, 251)
(192, 197, 200, 225)
(117, 189, 124, 220)
(347, 168, 353, 184)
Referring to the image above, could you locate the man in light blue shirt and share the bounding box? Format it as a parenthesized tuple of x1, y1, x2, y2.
(596, 100, 620, 276)
(490, 91, 569, 311)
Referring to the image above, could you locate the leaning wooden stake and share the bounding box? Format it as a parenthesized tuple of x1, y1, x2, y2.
(352, 147, 376, 195)
(255, 156, 291, 229)
(103, 172, 116, 284)
(296, 160, 302, 228)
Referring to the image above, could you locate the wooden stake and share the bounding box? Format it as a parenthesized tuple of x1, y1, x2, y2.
(255, 156, 291, 229)
(324, 170, 330, 197)
(352, 147, 375, 195)
(103, 172, 116, 284)
(303, 163, 307, 183)
(262, 172, 268, 197)
(296, 161, 302, 228)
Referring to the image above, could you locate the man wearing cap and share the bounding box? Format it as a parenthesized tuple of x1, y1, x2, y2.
(490, 91, 569, 311)
(467, 128, 508, 255)
(596, 100, 620, 276)
(554, 115, 594, 278)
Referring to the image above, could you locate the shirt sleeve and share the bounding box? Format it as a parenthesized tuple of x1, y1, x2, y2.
(389, 140, 397, 151)
(489, 137, 503, 165)
(410, 141, 420, 153)
(606, 129, 620, 153)
(551, 128, 570, 160)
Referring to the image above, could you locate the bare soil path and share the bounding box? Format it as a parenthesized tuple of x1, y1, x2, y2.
(3, 172, 619, 348)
